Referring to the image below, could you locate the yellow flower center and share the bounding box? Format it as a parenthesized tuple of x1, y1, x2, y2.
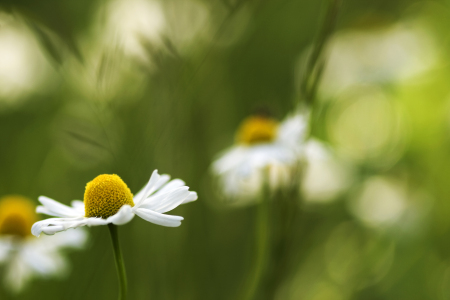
(0, 195, 36, 238)
(236, 115, 278, 145)
(84, 174, 134, 219)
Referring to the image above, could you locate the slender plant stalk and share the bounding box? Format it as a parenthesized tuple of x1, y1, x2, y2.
(108, 224, 128, 300)
(263, 182, 301, 300)
(240, 174, 272, 300)
(300, 0, 342, 105)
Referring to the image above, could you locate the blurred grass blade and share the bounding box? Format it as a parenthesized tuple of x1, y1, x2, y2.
(25, 18, 82, 66)
(300, 0, 342, 105)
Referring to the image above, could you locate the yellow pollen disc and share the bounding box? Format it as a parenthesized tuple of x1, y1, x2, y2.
(84, 174, 134, 219)
(0, 195, 36, 238)
(236, 115, 279, 145)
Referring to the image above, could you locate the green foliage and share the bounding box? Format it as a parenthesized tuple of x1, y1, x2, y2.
(0, 0, 449, 299)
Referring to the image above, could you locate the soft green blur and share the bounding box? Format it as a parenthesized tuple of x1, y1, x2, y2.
(0, 0, 450, 299)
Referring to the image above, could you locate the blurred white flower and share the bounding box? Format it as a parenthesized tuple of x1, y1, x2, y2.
(95, 0, 209, 63)
(161, 0, 209, 51)
(103, 0, 166, 62)
(212, 112, 308, 205)
(0, 195, 86, 293)
(301, 139, 352, 203)
(0, 12, 54, 103)
(317, 22, 437, 98)
(32, 170, 197, 236)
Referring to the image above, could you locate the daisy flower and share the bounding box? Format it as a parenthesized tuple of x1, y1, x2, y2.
(0, 195, 86, 293)
(32, 170, 197, 236)
(212, 112, 308, 204)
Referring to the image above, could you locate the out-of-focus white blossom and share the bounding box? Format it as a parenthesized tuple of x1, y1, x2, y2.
(0, 12, 54, 104)
(212, 112, 308, 205)
(0, 195, 87, 293)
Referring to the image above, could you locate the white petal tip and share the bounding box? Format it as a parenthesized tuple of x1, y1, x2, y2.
(37, 196, 48, 203)
(35, 206, 44, 214)
(109, 205, 135, 225)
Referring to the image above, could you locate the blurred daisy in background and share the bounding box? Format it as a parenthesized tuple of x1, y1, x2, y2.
(212, 111, 308, 205)
(0, 195, 86, 293)
(32, 170, 197, 236)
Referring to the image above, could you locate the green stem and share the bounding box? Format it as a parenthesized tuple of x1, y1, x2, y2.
(108, 224, 128, 300)
(240, 177, 271, 300)
(263, 187, 301, 300)
(300, 0, 342, 105)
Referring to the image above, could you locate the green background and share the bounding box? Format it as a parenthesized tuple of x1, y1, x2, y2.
(1, 0, 450, 299)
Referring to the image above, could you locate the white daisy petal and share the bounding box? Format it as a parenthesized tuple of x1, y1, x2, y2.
(183, 192, 198, 204)
(0, 238, 12, 263)
(37, 196, 83, 218)
(213, 146, 248, 174)
(41, 228, 88, 250)
(5, 254, 33, 293)
(22, 244, 65, 275)
(134, 170, 160, 205)
(32, 218, 87, 237)
(36, 206, 64, 217)
(153, 174, 171, 193)
(135, 173, 172, 204)
(134, 208, 184, 227)
(276, 111, 309, 148)
(151, 179, 186, 197)
(71, 200, 85, 214)
(137, 186, 190, 211)
(133, 187, 146, 203)
(107, 205, 135, 225)
(35, 208, 134, 236)
(42, 226, 65, 235)
(150, 187, 190, 213)
(32, 219, 61, 236)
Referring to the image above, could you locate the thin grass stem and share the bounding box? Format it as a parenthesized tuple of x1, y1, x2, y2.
(300, 0, 342, 105)
(240, 172, 272, 300)
(108, 224, 128, 300)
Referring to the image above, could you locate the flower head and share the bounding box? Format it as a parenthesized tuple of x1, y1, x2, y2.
(84, 174, 134, 218)
(32, 170, 197, 236)
(0, 195, 36, 238)
(0, 195, 86, 293)
(236, 116, 278, 145)
(212, 111, 308, 204)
